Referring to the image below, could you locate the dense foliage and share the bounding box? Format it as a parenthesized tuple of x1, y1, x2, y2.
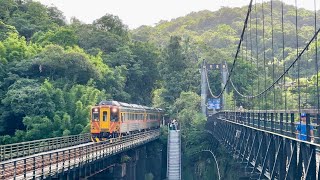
(0, 0, 161, 143)
(0, 0, 318, 179)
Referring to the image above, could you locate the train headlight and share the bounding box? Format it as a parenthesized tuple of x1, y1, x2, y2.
(112, 108, 118, 113)
(94, 108, 98, 112)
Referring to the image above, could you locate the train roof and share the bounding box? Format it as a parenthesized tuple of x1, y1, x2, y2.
(98, 100, 164, 111)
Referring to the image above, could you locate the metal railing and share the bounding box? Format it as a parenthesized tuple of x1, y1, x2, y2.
(0, 133, 91, 162)
(0, 130, 159, 179)
(221, 111, 320, 143)
(208, 113, 320, 179)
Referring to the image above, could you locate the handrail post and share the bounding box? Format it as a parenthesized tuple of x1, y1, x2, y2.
(263, 113, 267, 130)
(251, 112, 255, 127)
(280, 113, 284, 134)
(41, 154, 44, 178)
(285, 113, 289, 135)
(24, 159, 26, 179)
(49, 153, 52, 176)
(290, 113, 295, 138)
(306, 113, 311, 142)
(317, 114, 320, 143)
(33, 156, 36, 179)
(257, 113, 260, 128)
(271, 113, 274, 131)
(13, 161, 16, 179)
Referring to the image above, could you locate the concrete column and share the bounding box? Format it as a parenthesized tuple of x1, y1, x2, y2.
(136, 146, 147, 180)
(126, 159, 137, 180)
(146, 143, 163, 180)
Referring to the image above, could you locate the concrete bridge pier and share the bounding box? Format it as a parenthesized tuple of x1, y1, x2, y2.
(146, 142, 163, 180)
(136, 146, 147, 180)
(125, 149, 139, 180)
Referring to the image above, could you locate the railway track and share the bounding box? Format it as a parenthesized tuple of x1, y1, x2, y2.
(0, 130, 160, 179)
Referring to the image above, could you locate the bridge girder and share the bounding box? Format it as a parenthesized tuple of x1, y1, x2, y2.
(206, 113, 318, 180)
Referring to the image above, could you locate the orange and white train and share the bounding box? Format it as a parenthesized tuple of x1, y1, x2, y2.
(91, 100, 164, 142)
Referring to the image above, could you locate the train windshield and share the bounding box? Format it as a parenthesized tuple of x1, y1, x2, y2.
(92, 108, 99, 121)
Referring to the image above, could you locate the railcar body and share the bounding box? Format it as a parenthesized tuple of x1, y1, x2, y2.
(90, 100, 163, 142)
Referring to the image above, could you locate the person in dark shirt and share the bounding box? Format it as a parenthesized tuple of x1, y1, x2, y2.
(296, 113, 314, 141)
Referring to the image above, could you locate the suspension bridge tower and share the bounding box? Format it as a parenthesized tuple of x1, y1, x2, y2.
(201, 60, 228, 116)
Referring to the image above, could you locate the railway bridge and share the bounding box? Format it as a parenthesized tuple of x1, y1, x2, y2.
(0, 130, 160, 179)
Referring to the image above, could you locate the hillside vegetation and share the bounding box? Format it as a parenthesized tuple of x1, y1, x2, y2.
(0, 0, 319, 179)
(133, 1, 320, 110)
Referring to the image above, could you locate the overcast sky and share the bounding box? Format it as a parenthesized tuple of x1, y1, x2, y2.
(36, 0, 319, 29)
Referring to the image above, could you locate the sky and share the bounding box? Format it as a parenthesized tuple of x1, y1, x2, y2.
(36, 0, 319, 29)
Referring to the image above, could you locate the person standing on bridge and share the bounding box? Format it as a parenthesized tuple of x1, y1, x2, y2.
(296, 113, 314, 141)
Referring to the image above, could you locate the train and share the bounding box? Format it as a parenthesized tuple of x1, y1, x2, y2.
(90, 100, 164, 142)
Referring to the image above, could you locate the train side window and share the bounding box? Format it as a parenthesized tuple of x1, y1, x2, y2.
(103, 111, 107, 121)
(121, 113, 124, 122)
(111, 110, 118, 122)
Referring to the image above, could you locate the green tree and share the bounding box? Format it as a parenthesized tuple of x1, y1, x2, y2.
(158, 36, 197, 105)
(2, 33, 39, 62)
(93, 13, 129, 38)
(6, 1, 59, 39)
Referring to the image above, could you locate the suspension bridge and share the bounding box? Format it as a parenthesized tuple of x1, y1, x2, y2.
(204, 0, 320, 179)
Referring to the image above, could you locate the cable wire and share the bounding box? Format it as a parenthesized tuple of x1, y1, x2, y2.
(217, 27, 320, 99)
(282, 0, 287, 113)
(206, 0, 254, 98)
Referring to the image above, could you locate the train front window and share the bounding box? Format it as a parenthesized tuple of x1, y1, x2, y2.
(92, 112, 99, 121)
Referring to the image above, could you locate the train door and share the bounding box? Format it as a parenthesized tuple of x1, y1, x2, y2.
(100, 107, 110, 135)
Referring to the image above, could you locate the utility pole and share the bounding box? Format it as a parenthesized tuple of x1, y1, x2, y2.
(221, 61, 228, 110)
(201, 60, 207, 115)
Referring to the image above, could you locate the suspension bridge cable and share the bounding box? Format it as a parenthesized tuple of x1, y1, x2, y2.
(225, 27, 320, 99)
(281, 0, 287, 113)
(219, 24, 320, 100)
(250, 4, 254, 109)
(295, 0, 301, 116)
(206, 0, 254, 98)
(315, 0, 319, 123)
(204, 65, 220, 98)
(262, 0, 267, 110)
(206, 0, 320, 105)
(271, 0, 276, 111)
(255, 0, 260, 111)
